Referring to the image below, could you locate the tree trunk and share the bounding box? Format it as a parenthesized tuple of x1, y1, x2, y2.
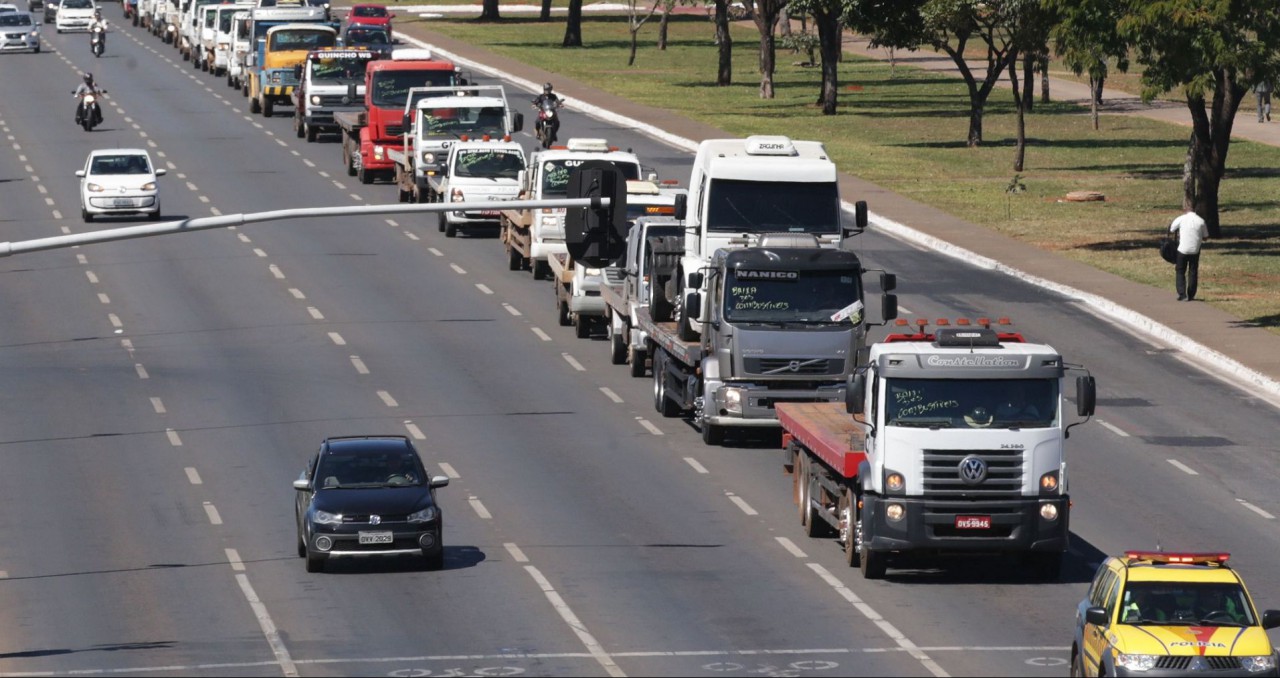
(940, 40, 1012, 147)
(1010, 57, 1026, 172)
(540, 0, 551, 22)
(1038, 53, 1050, 103)
(1092, 75, 1105, 106)
(754, 2, 781, 98)
(658, 3, 670, 50)
(778, 5, 790, 37)
(563, 0, 583, 47)
(629, 27, 639, 65)
(1182, 130, 1198, 212)
(1089, 75, 1099, 130)
(478, 0, 500, 21)
(714, 0, 731, 85)
(1183, 70, 1246, 238)
(813, 0, 840, 114)
(1021, 51, 1034, 113)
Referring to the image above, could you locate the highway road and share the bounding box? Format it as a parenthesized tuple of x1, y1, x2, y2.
(0, 15, 1278, 678)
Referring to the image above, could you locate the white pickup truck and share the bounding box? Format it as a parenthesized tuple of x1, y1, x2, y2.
(425, 139, 525, 238)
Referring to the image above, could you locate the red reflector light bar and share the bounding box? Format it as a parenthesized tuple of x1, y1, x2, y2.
(1125, 551, 1230, 565)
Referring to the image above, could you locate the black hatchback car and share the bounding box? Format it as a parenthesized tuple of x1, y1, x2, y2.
(294, 436, 449, 572)
(337, 23, 391, 55)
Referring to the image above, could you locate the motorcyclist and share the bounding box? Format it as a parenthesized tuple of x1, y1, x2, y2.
(73, 72, 103, 126)
(532, 82, 560, 109)
(531, 83, 562, 144)
(89, 11, 107, 54)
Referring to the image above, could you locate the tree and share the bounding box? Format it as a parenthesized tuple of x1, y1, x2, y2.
(753, 0, 790, 98)
(657, 0, 681, 50)
(787, 0, 842, 114)
(712, 0, 733, 85)
(626, 0, 663, 65)
(540, 0, 553, 22)
(1116, 0, 1280, 236)
(1045, 0, 1129, 131)
(478, 0, 501, 22)
(1007, 1, 1058, 170)
(847, 0, 1024, 146)
(563, 0, 584, 47)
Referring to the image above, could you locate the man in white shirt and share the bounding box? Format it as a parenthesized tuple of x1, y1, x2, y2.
(1169, 210, 1208, 301)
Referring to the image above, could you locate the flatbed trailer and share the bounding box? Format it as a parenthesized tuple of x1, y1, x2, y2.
(499, 207, 546, 278)
(548, 252, 607, 338)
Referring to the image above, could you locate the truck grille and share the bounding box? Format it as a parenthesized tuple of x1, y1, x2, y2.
(922, 448, 1024, 500)
(384, 124, 404, 137)
(317, 94, 356, 106)
(745, 358, 845, 376)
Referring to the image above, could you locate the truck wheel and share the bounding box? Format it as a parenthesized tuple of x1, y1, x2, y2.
(858, 511, 887, 579)
(242, 82, 249, 97)
(532, 259, 550, 281)
(609, 322, 627, 365)
(445, 220, 458, 239)
(558, 299, 571, 327)
(675, 291, 699, 341)
(700, 421, 724, 446)
(507, 245, 521, 271)
(841, 489, 860, 567)
(647, 263, 673, 322)
(262, 98, 273, 117)
(294, 116, 305, 138)
(574, 314, 591, 339)
(305, 124, 317, 142)
(357, 165, 371, 185)
(344, 146, 357, 177)
(798, 454, 829, 537)
(249, 94, 261, 114)
(628, 346, 645, 378)
(652, 352, 682, 418)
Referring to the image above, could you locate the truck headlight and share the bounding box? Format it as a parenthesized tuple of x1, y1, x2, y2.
(423, 152, 436, 164)
(1114, 654, 1157, 672)
(722, 387, 744, 414)
(1039, 503, 1058, 521)
(310, 95, 321, 106)
(312, 510, 343, 526)
(407, 507, 438, 523)
(1039, 470, 1059, 494)
(1241, 656, 1277, 673)
(373, 145, 384, 160)
(884, 470, 905, 494)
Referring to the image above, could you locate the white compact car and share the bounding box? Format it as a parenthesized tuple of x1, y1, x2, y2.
(0, 11, 39, 52)
(55, 0, 94, 32)
(77, 149, 165, 221)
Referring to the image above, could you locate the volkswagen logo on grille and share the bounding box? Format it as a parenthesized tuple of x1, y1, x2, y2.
(369, 514, 381, 525)
(958, 456, 988, 485)
(788, 360, 801, 372)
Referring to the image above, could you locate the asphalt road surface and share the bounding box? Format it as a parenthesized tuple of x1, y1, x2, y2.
(0, 17, 1278, 678)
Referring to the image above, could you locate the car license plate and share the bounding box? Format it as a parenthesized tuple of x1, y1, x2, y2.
(358, 531, 393, 545)
(955, 516, 991, 529)
(112, 198, 134, 207)
(479, 210, 498, 216)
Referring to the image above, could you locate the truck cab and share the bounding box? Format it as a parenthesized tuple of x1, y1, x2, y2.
(432, 139, 525, 237)
(177, 0, 216, 59)
(398, 85, 523, 195)
(292, 47, 379, 142)
(227, 9, 252, 88)
(208, 2, 251, 76)
(249, 19, 336, 116)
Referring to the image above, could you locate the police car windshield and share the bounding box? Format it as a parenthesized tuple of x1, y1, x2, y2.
(540, 159, 639, 198)
(1119, 583, 1256, 627)
(724, 269, 862, 325)
(884, 379, 1058, 429)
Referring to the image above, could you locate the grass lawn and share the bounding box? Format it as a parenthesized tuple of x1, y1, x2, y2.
(403, 13, 1280, 331)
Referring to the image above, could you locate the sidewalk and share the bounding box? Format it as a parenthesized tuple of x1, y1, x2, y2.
(396, 20, 1280, 396)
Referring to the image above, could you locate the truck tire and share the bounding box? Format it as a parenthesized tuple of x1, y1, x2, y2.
(444, 216, 457, 238)
(357, 165, 371, 185)
(858, 511, 887, 579)
(799, 454, 833, 537)
(558, 298, 571, 327)
(532, 259, 550, 281)
(262, 97, 273, 117)
(574, 314, 591, 339)
(647, 257, 673, 322)
(294, 115, 305, 138)
(507, 245, 522, 271)
(700, 421, 724, 446)
(249, 93, 260, 114)
(628, 346, 645, 378)
(652, 351, 682, 418)
(841, 488, 860, 568)
(305, 123, 318, 143)
(609, 321, 627, 365)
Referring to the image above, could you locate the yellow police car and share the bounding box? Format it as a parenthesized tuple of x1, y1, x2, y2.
(1073, 552, 1280, 676)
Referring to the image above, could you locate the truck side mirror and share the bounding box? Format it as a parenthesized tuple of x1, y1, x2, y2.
(685, 292, 702, 320)
(511, 111, 524, 133)
(401, 113, 411, 134)
(687, 271, 704, 289)
(881, 293, 898, 323)
(293, 63, 303, 79)
(1076, 375, 1096, 417)
(880, 272, 896, 292)
(846, 373, 866, 415)
(673, 193, 688, 221)
(1085, 606, 1108, 627)
(843, 200, 869, 238)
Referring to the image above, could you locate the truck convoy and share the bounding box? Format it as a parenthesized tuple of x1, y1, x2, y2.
(779, 319, 1096, 579)
(244, 6, 337, 117)
(387, 85, 523, 204)
(425, 139, 526, 237)
(333, 49, 460, 185)
(291, 47, 383, 142)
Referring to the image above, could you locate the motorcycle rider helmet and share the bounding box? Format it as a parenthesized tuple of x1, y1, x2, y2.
(543, 83, 553, 93)
(83, 72, 94, 85)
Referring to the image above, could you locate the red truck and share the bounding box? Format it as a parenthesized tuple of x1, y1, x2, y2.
(333, 48, 461, 184)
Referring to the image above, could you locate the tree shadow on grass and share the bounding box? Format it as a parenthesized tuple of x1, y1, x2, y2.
(1055, 164, 1182, 180)
(894, 137, 1190, 150)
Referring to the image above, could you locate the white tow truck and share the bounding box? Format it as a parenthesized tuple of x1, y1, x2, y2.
(426, 139, 525, 238)
(601, 213, 685, 375)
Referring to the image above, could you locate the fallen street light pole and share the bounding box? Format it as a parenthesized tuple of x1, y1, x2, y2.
(0, 197, 614, 257)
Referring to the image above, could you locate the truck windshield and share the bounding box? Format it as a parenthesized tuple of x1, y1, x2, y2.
(707, 179, 840, 234)
(372, 71, 457, 109)
(269, 30, 335, 51)
(218, 10, 236, 32)
(541, 159, 640, 198)
(723, 269, 862, 325)
(884, 378, 1058, 429)
(453, 149, 524, 179)
(423, 106, 507, 138)
(203, 10, 215, 27)
(310, 55, 374, 83)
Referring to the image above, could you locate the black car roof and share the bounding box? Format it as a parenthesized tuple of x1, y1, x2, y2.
(322, 436, 414, 454)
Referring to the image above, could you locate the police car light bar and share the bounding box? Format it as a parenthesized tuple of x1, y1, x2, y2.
(884, 317, 1025, 344)
(1125, 551, 1230, 565)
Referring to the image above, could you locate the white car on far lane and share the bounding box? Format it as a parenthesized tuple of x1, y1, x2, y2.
(77, 149, 165, 221)
(54, 0, 94, 32)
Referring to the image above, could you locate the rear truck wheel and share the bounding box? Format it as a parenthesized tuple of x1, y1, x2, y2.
(558, 298, 571, 327)
(652, 352, 682, 418)
(628, 346, 646, 377)
(532, 259, 550, 281)
(841, 488, 860, 567)
(800, 454, 834, 538)
(609, 321, 627, 365)
(1025, 551, 1063, 582)
(249, 93, 261, 113)
(675, 289, 699, 341)
(304, 123, 317, 142)
(294, 115, 304, 138)
(305, 550, 324, 573)
(858, 510, 887, 579)
(507, 244, 521, 271)
(574, 314, 590, 339)
(790, 448, 802, 505)
(261, 97, 273, 117)
(700, 420, 724, 445)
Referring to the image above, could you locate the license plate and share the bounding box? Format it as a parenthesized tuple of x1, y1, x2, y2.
(112, 199, 134, 207)
(478, 210, 498, 216)
(955, 516, 991, 529)
(358, 531, 393, 545)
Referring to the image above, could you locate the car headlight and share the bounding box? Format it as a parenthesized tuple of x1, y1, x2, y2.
(86, 183, 105, 192)
(1114, 654, 1158, 672)
(312, 510, 343, 525)
(1242, 655, 1278, 673)
(140, 182, 157, 191)
(310, 95, 321, 106)
(722, 387, 744, 414)
(407, 506, 438, 523)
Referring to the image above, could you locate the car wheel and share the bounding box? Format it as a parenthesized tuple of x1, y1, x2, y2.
(305, 550, 324, 573)
(296, 532, 306, 558)
(81, 208, 92, 222)
(1069, 651, 1084, 678)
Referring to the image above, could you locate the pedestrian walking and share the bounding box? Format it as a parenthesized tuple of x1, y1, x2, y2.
(1255, 79, 1272, 122)
(1168, 210, 1208, 301)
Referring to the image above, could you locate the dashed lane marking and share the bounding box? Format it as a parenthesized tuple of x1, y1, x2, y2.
(683, 457, 709, 474)
(268, 264, 285, 279)
(438, 463, 460, 480)
(226, 548, 245, 572)
(51, 210, 62, 220)
(1166, 459, 1198, 476)
(239, 234, 252, 243)
(476, 283, 493, 295)
(636, 418, 663, 436)
(349, 356, 370, 374)
(450, 263, 467, 275)
(1098, 420, 1130, 438)
(307, 307, 324, 320)
(328, 332, 346, 346)
(288, 288, 305, 299)
(1237, 499, 1276, 520)
(562, 353, 586, 371)
(253, 248, 268, 258)
(404, 231, 420, 241)
(108, 313, 122, 328)
(185, 467, 202, 485)
(404, 422, 425, 440)
(332, 180, 346, 190)
(203, 502, 223, 525)
(86, 271, 99, 283)
(503, 303, 522, 316)
(77, 254, 88, 265)
(377, 390, 399, 407)
(348, 193, 362, 201)
(469, 496, 492, 519)
(599, 387, 623, 403)
(428, 247, 443, 257)
(235, 574, 299, 677)
(727, 492, 758, 516)
(505, 542, 529, 563)
(150, 397, 166, 414)
(532, 327, 552, 341)
(302, 158, 315, 168)
(97, 293, 110, 304)
(166, 429, 183, 447)
(775, 537, 808, 559)
(135, 364, 149, 380)
(385, 219, 399, 227)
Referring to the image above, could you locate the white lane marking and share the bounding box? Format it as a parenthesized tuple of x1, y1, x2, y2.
(332, 180, 346, 190)
(185, 467, 203, 485)
(385, 219, 399, 227)
(239, 233, 252, 243)
(1237, 498, 1276, 520)
(524, 566, 626, 677)
(349, 356, 370, 374)
(505, 542, 529, 563)
(599, 387, 624, 403)
(36, 184, 47, 194)
(121, 339, 133, 352)
(235, 574, 299, 677)
(1098, 420, 1130, 438)
(44, 197, 54, 206)
(475, 283, 494, 295)
(268, 264, 285, 279)
(469, 496, 492, 519)
(404, 231, 420, 241)
(86, 271, 99, 283)
(210, 206, 222, 216)
(77, 254, 88, 265)
(253, 248, 268, 258)
(318, 170, 330, 178)
(307, 307, 324, 320)
(185, 181, 198, 192)
(302, 158, 315, 168)
(60, 226, 71, 234)
(264, 130, 275, 137)
(450, 263, 467, 275)
(226, 548, 245, 572)
(328, 332, 346, 345)
(1166, 459, 1199, 476)
(775, 537, 808, 559)
(427, 247, 444, 257)
(98, 293, 111, 304)
(166, 429, 183, 447)
(108, 314, 123, 328)
(377, 390, 399, 407)
(203, 502, 223, 525)
(135, 364, 149, 380)
(636, 418, 664, 436)
(288, 288, 305, 299)
(277, 140, 289, 148)
(808, 563, 948, 677)
(727, 492, 758, 516)
(532, 327, 552, 341)
(51, 210, 62, 220)
(404, 422, 426, 440)
(150, 398, 166, 414)
(503, 303, 522, 316)
(562, 353, 586, 371)
(349, 193, 362, 200)
(438, 463, 461, 480)
(683, 457, 709, 474)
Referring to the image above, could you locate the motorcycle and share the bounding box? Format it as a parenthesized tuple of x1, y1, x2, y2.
(90, 24, 104, 57)
(75, 91, 105, 131)
(533, 98, 563, 149)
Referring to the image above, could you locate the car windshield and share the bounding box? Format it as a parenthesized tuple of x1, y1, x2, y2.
(370, 69, 456, 108)
(316, 451, 425, 489)
(352, 5, 384, 16)
(269, 29, 334, 51)
(453, 148, 524, 179)
(422, 105, 507, 138)
(706, 179, 840, 234)
(310, 54, 373, 83)
(0, 13, 31, 24)
(884, 378, 1058, 429)
(90, 155, 152, 175)
(1119, 582, 1257, 627)
(540, 159, 640, 198)
(723, 269, 863, 325)
(61, 0, 92, 8)
(345, 27, 388, 44)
